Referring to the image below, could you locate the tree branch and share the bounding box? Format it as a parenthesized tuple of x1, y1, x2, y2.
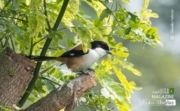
(24, 70, 96, 111)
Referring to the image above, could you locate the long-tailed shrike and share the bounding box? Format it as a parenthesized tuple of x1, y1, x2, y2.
(27, 41, 111, 73)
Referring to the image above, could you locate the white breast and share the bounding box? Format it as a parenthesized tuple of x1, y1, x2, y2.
(82, 48, 107, 71)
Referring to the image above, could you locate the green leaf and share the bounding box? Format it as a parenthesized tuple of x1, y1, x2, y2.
(28, 96, 36, 102)
(40, 66, 54, 75)
(127, 12, 138, 22)
(113, 66, 140, 97)
(124, 27, 131, 35)
(99, 75, 126, 101)
(93, 19, 104, 28)
(100, 9, 109, 20)
(34, 79, 46, 94)
(98, 74, 132, 111)
(85, 91, 112, 111)
(26, 0, 31, 6)
(67, 37, 74, 48)
(42, 79, 56, 91)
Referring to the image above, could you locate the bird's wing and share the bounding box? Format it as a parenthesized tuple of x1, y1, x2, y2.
(60, 49, 88, 57)
(60, 44, 88, 58)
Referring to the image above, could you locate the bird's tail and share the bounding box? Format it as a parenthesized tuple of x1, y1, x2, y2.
(26, 56, 58, 61)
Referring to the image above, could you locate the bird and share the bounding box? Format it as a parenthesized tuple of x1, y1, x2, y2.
(27, 41, 112, 73)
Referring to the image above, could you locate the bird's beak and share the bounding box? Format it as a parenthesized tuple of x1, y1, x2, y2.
(106, 50, 112, 55)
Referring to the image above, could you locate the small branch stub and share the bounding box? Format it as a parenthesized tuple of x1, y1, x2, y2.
(24, 70, 96, 111)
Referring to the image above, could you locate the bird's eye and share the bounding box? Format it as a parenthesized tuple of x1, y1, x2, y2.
(69, 53, 75, 56)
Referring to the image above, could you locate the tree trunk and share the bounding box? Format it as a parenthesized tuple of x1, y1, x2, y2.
(24, 70, 96, 111)
(0, 47, 35, 110)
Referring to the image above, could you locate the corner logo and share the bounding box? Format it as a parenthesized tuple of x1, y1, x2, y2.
(139, 88, 176, 106)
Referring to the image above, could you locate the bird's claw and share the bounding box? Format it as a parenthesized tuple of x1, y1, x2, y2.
(77, 68, 95, 75)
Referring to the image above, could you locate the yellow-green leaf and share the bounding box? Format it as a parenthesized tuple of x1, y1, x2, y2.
(126, 66, 142, 76)
(142, 0, 149, 11)
(0, 0, 4, 9)
(26, 0, 31, 6)
(114, 99, 132, 111)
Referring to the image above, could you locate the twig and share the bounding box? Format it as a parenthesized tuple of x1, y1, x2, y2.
(0, 15, 27, 23)
(32, 36, 48, 46)
(29, 38, 33, 56)
(3, 0, 12, 9)
(39, 76, 60, 86)
(0, 32, 7, 41)
(43, 0, 52, 31)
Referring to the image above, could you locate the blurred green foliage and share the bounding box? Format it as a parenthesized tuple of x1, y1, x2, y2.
(0, 0, 161, 110)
